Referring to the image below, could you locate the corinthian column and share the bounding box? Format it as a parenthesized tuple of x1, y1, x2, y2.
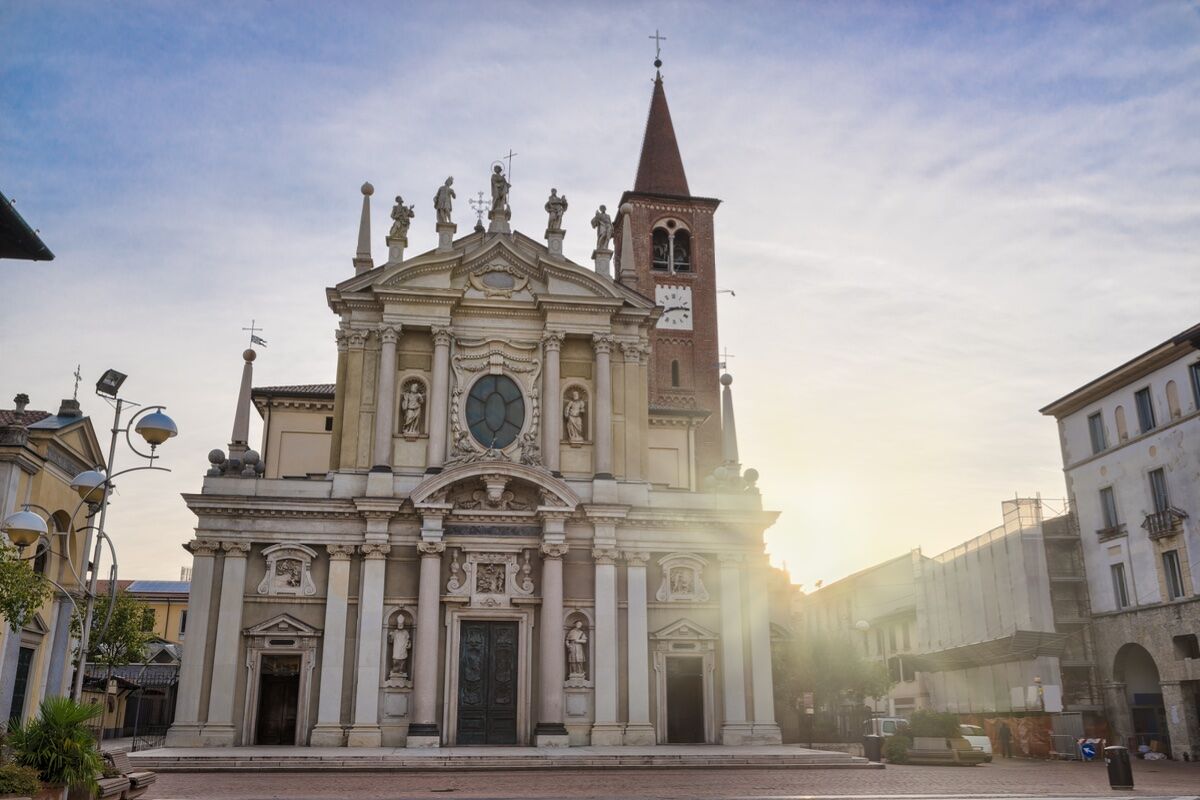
(542, 331, 564, 475)
(165, 539, 219, 747)
(311, 544, 355, 746)
(623, 551, 655, 745)
(535, 542, 569, 746)
(592, 334, 614, 479)
(407, 540, 445, 747)
(718, 554, 753, 745)
(202, 541, 250, 746)
(426, 326, 453, 472)
(371, 325, 400, 472)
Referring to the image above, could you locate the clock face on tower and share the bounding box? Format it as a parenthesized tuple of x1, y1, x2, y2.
(656, 285, 693, 330)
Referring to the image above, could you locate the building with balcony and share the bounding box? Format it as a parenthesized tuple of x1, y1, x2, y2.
(1041, 322, 1200, 760)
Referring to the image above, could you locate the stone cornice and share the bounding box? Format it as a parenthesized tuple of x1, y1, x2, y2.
(183, 494, 366, 521)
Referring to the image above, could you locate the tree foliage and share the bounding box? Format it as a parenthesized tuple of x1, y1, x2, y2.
(73, 590, 155, 669)
(773, 630, 894, 712)
(0, 542, 52, 633)
(7, 696, 103, 791)
(907, 709, 961, 738)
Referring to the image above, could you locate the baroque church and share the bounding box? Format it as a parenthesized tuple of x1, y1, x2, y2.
(166, 68, 787, 749)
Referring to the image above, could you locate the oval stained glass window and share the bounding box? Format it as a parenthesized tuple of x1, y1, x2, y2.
(465, 374, 525, 449)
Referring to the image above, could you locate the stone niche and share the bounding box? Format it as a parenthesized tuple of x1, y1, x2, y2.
(655, 553, 709, 603)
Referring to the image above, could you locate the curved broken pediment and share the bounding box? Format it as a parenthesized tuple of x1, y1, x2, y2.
(410, 461, 580, 512)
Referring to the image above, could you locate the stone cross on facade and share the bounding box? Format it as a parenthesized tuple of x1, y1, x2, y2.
(469, 192, 489, 231)
(717, 348, 735, 374)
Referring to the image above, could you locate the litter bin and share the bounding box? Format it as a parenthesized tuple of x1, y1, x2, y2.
(1104, 745, 1133, 790)
(863, 734, 884, 763)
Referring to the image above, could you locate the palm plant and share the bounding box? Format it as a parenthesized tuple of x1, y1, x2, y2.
(6, 697, 102, 795)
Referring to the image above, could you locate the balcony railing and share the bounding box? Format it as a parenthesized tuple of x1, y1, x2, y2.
(1143, 508, 1189, 539)
(1096, 523, 1126, 541)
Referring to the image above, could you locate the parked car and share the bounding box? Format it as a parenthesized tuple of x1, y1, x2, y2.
(863, 716, 908, 738)
(959, 724, 994, 762)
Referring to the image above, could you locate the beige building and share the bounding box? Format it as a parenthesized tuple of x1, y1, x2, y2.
(167, 69, 788, 749)
(0, 394, 105, 723)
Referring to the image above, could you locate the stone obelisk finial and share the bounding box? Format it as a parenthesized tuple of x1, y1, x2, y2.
(353, 182, 375, 274)
(720, 373, 740, 470)
(617, 202, 636, 284)
(228, 348, 256, 458)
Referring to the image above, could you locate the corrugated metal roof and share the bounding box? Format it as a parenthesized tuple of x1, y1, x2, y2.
(127, 580, 189, 594)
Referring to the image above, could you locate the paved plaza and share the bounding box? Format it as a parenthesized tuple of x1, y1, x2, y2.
(147, 757, 1200, 799)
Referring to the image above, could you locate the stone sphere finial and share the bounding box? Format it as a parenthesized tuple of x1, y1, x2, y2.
(242, 450, 260, 466)
(243, 348, 256, 362)
(720, 373, 733, 386)
(361, 182, 374, 196)
(619, 202, 634, 217)
(744, 467, 759, 484)
(208, 449, 226, 465)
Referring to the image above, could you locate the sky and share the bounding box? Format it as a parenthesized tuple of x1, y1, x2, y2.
(2, 1, 1199, 590)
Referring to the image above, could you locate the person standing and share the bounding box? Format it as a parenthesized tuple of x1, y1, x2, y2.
(997, 720, 1013, 758)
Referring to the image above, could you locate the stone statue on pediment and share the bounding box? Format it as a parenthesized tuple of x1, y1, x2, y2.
(591, 205, 613, 250)
(545, 188, 568, 231)
(491, 166, 510, 212)
(434, 177, 456, 224)
(389, 196, 415, 240)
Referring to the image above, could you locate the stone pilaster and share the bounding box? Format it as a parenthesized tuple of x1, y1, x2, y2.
(165, 539, 219, 747)
(370, 325, 401, 475)
(311, 544, 355, 747)
(541, 332, 564, 475)
(535, 542, 569, 747)
(426, 326, 453, 472)
(746, 556, 782, 743)
(623, 551, 655, 745)
(408, 540, 445, 747)
(591, 545, 623, 745)
(718, 552, 753, 745)
(201, 541, 250, 745)
(348, 542, 390, 747)
(592, 334, 614, 484)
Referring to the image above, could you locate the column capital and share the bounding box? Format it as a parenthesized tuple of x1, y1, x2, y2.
(591, 333, 614, 354)
(378, 324, 401, 344)
(335, 327, 350, 353)
(360, 543, 392, 559)
(346, 329, 369, 349)
(541, 330, 565, 351)
(221, 541, 251, 557)
(624, 551, 651, 567)
(592, 547, 621, 565)
(417, 541, 446, 556)
(619, 340, 645, 360)
(327, 544, 356, 561)
(717, 552, 745, 566)
(431, 326, 454, 347)
(186, 538, 221, 557)
(540, 542, 569, 559)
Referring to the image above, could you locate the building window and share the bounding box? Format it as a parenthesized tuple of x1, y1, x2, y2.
(1114, 405, 1128, 442)
(888, 625, 897, 652)
(324, 416, 334, 432)
(1110, 563, 1130, 609)
(1163, 550, 1186, 600)
(179, 610, 188, 637)
(465, 374, 525, 449)
(1148, 468, 1170, 513)
(1190, 362, 1200, 410)
(1100, 487, 1120, 530)
(1134, 387, 1156, 433)
(1165, 380, 1181, 420)
(875, 628, 884, 656)
(670, 360, 680, 388)
(651, 228, 670, 271)
(1088, 412, 1107, 454)
(1173, 634, 1200, 659)
(672, 230, 691, 272)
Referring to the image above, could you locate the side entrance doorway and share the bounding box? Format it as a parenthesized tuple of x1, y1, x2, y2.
(255, 654, 300, 745)
(456, 620, 518, 745)
(666, 656, 705, 743)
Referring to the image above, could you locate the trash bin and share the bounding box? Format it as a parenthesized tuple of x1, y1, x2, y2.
(863, 734, 884, 762)
(1104, 745, 1133, 790)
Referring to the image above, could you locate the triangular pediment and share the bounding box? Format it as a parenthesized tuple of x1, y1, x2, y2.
(244, 613, 320, 637)
(651, 617, 719, 641)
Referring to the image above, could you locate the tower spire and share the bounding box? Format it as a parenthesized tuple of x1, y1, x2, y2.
(633, 68, 690, 197)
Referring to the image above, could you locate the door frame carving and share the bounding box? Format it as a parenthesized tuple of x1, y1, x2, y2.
(651, 618, 718, 744)
(442, 606, 534, 745)
(240, 614, 321, 746)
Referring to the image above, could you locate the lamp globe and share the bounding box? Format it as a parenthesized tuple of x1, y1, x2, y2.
(135, 410, 178, 446)
(2, 510, 47, 548)
(71, 469, 108, 504)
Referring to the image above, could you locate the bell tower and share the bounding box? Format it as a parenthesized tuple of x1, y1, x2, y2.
(614, 64, 724, 479)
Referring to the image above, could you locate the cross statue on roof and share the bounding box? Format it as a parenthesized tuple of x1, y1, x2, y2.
(718, 347, 735, 373)
(243, 319, 267, 348)
(469, 191, 489, 225)
(72, 364, 82, 401)
(649, 28, 667, 68)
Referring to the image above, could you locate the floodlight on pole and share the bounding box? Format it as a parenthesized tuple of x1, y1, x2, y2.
(95, 369, 127, 398)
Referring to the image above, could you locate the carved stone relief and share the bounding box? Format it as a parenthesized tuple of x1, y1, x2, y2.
(449, 338, 542, 460)
(446, 549, 537, 607)
(256, 543, 318, 597)
(655, 553, 710, 603)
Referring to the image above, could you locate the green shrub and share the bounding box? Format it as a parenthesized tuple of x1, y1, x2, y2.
(884, 736, 909, 764)
(907, 709, 960, 738)
(7, 697, 102, 792)
(0, 763, 42, 796)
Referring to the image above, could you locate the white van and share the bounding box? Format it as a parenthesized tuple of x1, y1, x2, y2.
(959, 724, 994, 762)
(863, 717, 908, 737)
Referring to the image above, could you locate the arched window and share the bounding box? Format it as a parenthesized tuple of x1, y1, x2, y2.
(651, 229, 670, 271)
(672, 230, 691, 272)
(670, 360, 680, 388)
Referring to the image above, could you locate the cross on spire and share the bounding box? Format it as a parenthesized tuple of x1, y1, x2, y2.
(649, 28, 667, 68)
(243, 319, 267, 348)
(718, 348, 735, 373)
(500, 149, 517, 181)
(72, 364, 82, 401)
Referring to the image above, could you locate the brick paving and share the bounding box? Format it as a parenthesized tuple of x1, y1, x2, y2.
(150, 757, 1200, 799)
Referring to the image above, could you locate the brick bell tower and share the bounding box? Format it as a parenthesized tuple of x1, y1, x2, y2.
(614, 63, 724, 480)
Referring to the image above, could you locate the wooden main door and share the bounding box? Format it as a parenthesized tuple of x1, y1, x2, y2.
(666, 656, 705, 743)
(456, 621, 518, 745)
(255, 654, 300, 745)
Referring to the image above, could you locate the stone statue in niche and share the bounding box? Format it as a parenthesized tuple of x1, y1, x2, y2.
(591, 205, 613, 250)
(388, 616, 411, 679)
(670, 567, 693, 596)
(389, 196, 415, 240)
(564, 390, 587, 443)
(434, 177, 455, 224)
(275, 559, 302, 590)
(400, 381, 425, 435)
(566, 621, 588, 679)
(476, 563, 506, 595)
(544, 188, 568, 231)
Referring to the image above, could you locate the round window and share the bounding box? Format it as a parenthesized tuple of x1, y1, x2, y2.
(465, 374, 525, 448)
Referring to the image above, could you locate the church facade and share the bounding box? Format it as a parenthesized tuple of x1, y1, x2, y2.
(167, 72, 786, 749)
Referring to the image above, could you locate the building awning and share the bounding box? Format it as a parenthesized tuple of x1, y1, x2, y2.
(918, 629, 1069, 671)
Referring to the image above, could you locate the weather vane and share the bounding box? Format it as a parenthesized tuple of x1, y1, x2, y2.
(72, 364, 82, 401)
(243, 319, 267, 349)
(649, 28, 667, 69)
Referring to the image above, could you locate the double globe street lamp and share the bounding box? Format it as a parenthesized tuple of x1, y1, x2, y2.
(0, 369, 177, 700)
